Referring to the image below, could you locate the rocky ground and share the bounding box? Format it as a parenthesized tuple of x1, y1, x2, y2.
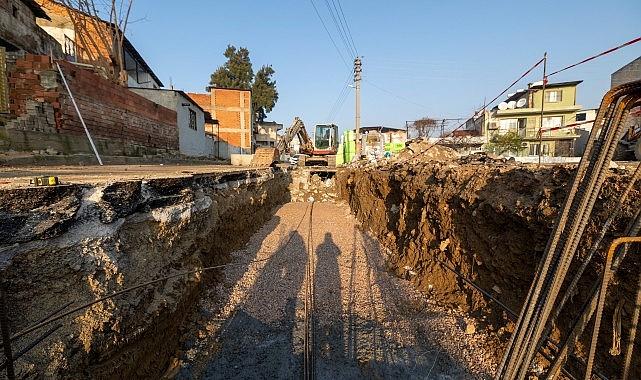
(173, 202, 501, 379)
(337, 152, 641, 379)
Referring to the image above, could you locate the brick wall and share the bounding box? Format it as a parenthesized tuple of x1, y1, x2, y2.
(3, 54, 178, 155)
(188, 89, 253, 154)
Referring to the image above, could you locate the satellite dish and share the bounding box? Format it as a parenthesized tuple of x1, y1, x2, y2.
(516, 98, 527, 108)
(508, 101, 517, 109)
(498, 102, 508, 110)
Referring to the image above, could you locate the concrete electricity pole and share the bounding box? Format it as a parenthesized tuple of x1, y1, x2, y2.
(354, 57, 362, 157)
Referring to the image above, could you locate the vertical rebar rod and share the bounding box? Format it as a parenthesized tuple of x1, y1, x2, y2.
(0, 283, 15, 380)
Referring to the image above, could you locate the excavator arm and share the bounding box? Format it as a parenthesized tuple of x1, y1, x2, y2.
(251, 117, 312, 166)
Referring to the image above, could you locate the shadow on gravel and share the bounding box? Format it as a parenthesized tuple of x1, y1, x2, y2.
(359, 232, 479, 379)
(200, 231, 307, 379)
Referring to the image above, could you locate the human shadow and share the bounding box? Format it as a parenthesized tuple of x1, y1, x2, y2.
(201, 230, 307, 379)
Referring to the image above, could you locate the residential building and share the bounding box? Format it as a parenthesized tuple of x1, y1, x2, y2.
(359, 126, 407, 144)
(574, 108, 597, 156)
(35, 0, 163, 89)
(0, 0, 62, 57)
(611, 56, 641, 88)
(486, 80, 583, 157)
(130, 88, 214, 157)
(188, 87, 253, 155)
(255, 121, 283, 147)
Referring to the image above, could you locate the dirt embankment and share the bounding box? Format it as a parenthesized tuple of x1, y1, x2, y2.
(0, 170, 290, 378)
(336, 158, 641, 377)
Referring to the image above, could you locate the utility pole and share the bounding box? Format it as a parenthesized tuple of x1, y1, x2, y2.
(354, 57, 362, 157)
(538, 52, 547, 166)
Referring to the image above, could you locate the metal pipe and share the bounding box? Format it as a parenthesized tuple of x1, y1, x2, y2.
(55, 62, 103, 166)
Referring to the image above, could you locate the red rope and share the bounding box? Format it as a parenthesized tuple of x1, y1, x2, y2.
(548, 36, 641, 77)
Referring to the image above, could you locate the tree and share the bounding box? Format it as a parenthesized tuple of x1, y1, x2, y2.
(209, 45, 254, 90)
(209, 45, 278, 123)
(411, 117, 438, 138)
(252, 65, 278, 123)
(487, 131, 524, 155)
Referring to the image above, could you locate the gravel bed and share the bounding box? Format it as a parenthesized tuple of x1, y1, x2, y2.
(173, 202, 500, 379)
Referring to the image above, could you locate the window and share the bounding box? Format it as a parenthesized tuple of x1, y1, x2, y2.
(576, 112, 586, 122)
(189, 109, 197, 130)
(543, 116, 563, 130)
(499, 119, 518, 133)
(545, 90, 563, 103)
(529, 143, 540, 156)
(518, 118, 527, 130)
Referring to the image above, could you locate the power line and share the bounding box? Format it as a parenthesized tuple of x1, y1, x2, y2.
(327, 72, 352, 121)
(363, 78, 433, 112)
(548, 35, 641, 77)
(335, 0, 358, 56)
(323, 0, 355, 58)
(309, 0, 349, 68)
(327, 0, 357, 57)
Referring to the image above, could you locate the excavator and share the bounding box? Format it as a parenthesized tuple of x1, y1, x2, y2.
(251, 117, 339, 167)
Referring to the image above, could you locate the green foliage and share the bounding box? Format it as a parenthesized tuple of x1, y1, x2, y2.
(252, 65, 278, 123)
(209, 45, 254, 89)
(209, 46, 279, 123)
(487, 131, 524, 155)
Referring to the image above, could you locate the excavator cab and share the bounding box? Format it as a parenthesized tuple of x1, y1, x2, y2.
(314, 124, 338, 153)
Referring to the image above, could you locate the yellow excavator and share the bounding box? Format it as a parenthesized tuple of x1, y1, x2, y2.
(251, 117, 338, 167)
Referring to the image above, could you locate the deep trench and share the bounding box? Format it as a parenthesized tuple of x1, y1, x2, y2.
(1, 163, 640, 379)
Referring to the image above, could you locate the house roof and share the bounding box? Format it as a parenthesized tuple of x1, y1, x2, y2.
(131, 88, 206, 113)
(22, 0, 50, 19)
(361, 126, 406, 133)
(37, 0, 162, 86)
(186, 92, 211, 109)
(612, 56, 641, 75)
(205, 85, 252, 93)
(121, 37, 163, 87)
(529, 80, 583, 89)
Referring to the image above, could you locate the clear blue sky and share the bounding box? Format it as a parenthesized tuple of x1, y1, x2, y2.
(124, 0, 641, 132)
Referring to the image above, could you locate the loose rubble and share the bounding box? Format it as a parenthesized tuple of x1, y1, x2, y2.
(289, 169, 338, 203)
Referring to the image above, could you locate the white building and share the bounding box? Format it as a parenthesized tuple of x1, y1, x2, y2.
(130, 88, 214, 157)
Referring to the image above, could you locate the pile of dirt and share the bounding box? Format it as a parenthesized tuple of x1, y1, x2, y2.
(289, 170, 338, 202)
(0, 169, 290, 378)
(395, 139, 460, 162)
(336, 159, 641, 378)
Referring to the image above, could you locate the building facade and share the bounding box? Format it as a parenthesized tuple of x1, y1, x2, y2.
(188, 87, 253, 155)
(35, 0, 162, 89)
(485, 80, 583, 157)
(0, 0, 62, 57)
(255, 121, 282, 147)
(130, 88, 214, 157)
(611, 56, 641, 88)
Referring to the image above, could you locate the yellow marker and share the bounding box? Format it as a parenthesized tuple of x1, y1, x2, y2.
(30, 176, 60, 186)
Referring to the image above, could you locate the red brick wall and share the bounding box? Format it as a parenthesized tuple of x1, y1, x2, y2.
(6, 54, 178, 152)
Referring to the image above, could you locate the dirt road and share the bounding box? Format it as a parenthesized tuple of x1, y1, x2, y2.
(173, 202, 500, 379)
(0, 164, 253, 188)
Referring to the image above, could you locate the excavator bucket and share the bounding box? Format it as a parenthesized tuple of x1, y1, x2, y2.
(251, 147, 280, 167)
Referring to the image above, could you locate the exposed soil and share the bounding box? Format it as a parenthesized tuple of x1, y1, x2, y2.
(0, 169, 289, 378)
(173, 202, 502, 379)
(336, 156, 641, 378)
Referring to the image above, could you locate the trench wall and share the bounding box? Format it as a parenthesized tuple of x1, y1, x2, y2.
(0, 169, 289, 378)
(336, 161, 641, 377)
